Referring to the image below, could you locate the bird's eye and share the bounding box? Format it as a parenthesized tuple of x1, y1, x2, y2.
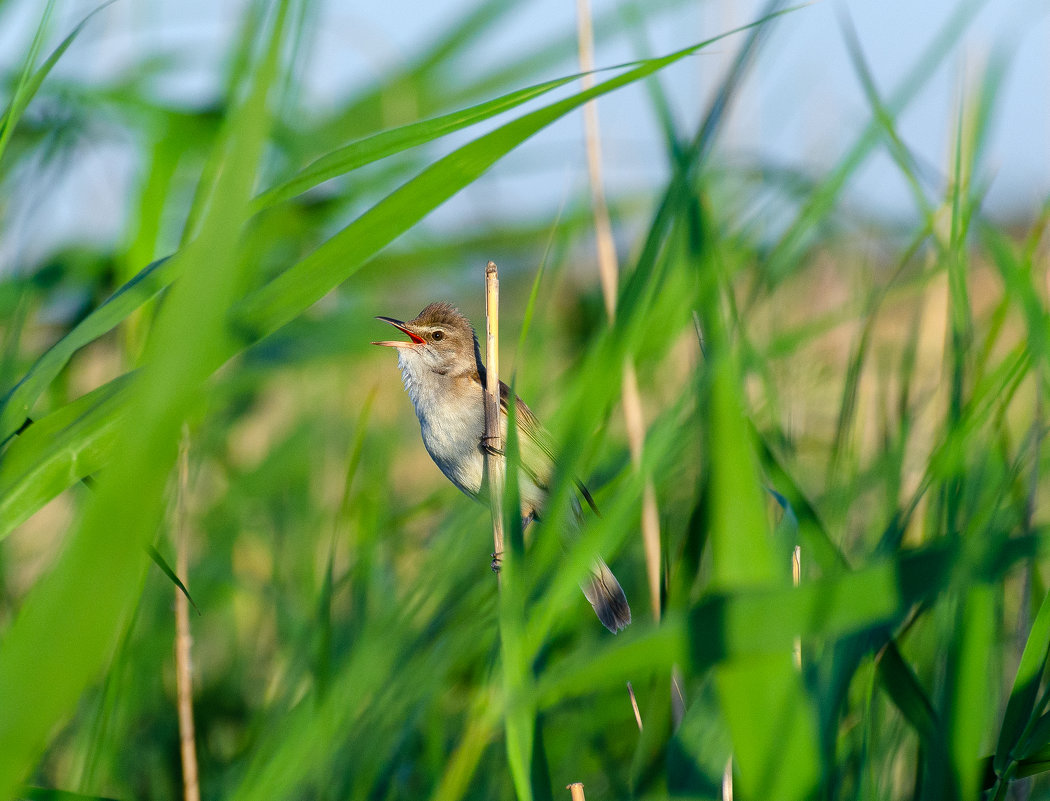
(432, 330, 444, 341)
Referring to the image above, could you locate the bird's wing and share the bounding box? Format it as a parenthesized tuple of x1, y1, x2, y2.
(498, 381, 601, 517)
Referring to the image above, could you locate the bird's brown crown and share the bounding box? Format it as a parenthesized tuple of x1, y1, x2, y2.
(409, 302, 474, 334)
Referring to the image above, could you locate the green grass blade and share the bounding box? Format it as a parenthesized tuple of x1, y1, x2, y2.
(499, 395, 535, 801)
(0, 375, 130, 541)
(839, 10, 935, 223)
(0, 2, 116, 167)
(995, 588, 1050, 770)
(877, 642, 939, 746)
(949, 584, 997, 798)
(253, 74, 581, 212)
(0, 257, 171, 446)
(21, 787, 121, 801)
(705, 352, 820, 799)
(0, 0, 288, 791)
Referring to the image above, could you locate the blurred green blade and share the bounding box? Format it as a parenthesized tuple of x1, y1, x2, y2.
(705, 349, 819, 798)
(0, 257, 171, 446)
(0, 375, 130, 541)
(0, 1, 114, 166)
(1016, 757, 1050, 780)
(1018, 714, 1050, 763)
(0, 0, 289, 791)
(497, 394, 538, 801)
(877, 642, 939, 746)
(253, 73, 581, 211)
(949, 584, 996, 799)
(255, 48, 715, 213)
(21, 787, 121, 801)
(995, 588, 1050, 769)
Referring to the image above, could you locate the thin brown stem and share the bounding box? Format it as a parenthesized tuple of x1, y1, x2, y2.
(567, 782, 587, 801)
(174, 426, 200, 801)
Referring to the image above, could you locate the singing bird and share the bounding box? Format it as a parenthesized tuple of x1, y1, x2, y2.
(373, 302, 631, 632)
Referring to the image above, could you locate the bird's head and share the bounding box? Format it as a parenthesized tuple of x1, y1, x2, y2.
(373, 302, 481, 379)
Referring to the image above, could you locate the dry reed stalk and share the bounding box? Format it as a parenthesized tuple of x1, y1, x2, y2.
(627, 681, 643, 731)
(792, 545, 802, 670)
(573, 0, 616, 319)
(174, 426, 200, 801)
(484, 261, 505, 569)
(575, 0, 662, 626)
(567, 782, 587, 801)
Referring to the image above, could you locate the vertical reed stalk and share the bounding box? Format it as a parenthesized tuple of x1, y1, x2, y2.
(575, 0, 662, 625)
(484, 261, 505, 570)
(174, 426, 200, 801)
(792, 545, 802, 670)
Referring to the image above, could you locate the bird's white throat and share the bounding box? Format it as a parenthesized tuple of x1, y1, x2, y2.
(396, 349, 486, 496)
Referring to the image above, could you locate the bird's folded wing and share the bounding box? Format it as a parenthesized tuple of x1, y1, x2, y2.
(497, 380, 600, 516)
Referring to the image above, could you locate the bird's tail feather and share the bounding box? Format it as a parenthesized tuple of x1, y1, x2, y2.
(582, 559, 631, 633)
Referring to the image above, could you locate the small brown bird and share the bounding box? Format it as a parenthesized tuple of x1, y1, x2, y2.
(374, 302, 631, 632)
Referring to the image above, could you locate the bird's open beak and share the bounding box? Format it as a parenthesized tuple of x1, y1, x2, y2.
(372, 316, 425, 348)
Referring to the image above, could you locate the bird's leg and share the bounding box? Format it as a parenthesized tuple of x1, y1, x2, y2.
(490, 512, 536, 573)
(480, 434, 504, 457)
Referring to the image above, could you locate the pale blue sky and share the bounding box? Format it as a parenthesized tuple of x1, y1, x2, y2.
(2, 0, 1047, 268)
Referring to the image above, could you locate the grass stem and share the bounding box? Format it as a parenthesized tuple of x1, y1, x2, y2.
(484, 261, 505, 572)
(576, 0, 662, 624)
(174, 426, 200, 801)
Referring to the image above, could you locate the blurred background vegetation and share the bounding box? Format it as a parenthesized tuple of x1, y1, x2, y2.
(1, 0, 1049, 799)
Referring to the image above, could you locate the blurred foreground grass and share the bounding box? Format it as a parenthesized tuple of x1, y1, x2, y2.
(1, 1, 1049, 800)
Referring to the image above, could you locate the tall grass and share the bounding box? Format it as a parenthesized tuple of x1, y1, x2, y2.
(0, 1, 1047, 800)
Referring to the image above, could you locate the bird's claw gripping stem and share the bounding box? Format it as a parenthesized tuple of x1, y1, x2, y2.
(480, 434, 504, 457)
(491, 551, 502, 574)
